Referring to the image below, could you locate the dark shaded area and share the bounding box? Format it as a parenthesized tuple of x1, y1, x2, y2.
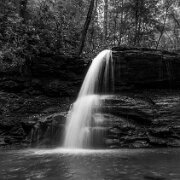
(0, 55, 86, 97)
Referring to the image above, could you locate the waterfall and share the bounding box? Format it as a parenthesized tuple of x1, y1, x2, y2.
(64, 50, 114, 148)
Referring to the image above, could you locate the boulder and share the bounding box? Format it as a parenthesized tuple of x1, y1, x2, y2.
(24, 112, 67, 147)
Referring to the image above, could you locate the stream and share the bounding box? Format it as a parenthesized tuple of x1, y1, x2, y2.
(0, 148, 180, 180)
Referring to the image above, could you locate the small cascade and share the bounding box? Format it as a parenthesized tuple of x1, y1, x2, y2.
(64, 50, 114, 149)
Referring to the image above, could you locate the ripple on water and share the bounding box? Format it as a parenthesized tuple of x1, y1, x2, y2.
(0, 148, 180, 180)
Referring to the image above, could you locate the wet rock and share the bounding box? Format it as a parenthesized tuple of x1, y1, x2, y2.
(99, 91, 180, 148)
(131, 140, 150, 148)
(149, 127, 173, 137)
(109, 128, 122, 134)
(0, 137, 6, 146)
(42, 80, 70, 96)
(167, 139, 180, 147)
(42, 107, 62, 114)
(144, 174, 166, 180)
(0, 80, 21, 92)
(105, 138, 120, 146)
(0, 91, 72, 148)
(24, 112, 66, 146)
(31, 78, 42, 87)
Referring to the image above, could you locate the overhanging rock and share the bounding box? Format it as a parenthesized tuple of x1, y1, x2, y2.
(112, 47, 180, 90)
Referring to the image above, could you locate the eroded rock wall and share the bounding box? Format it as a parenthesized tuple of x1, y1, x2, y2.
(0, 55, 86, 97)
(112, 47, 180, 91)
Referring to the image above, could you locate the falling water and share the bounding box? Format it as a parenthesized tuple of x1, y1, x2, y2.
(64, 50, 114, 148)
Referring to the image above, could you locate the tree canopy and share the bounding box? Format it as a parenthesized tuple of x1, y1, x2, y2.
(0, 0, 180, 63)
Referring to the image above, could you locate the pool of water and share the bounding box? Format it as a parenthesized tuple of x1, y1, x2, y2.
(0, 148, 180, 180)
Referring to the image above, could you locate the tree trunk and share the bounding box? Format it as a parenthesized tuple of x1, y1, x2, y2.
(156, 0, 174, 49)
(19, 0, 28, 23)
(156, 8, 168, 49)
(104, 0, 108, 42)
(134, 0, 140, 46)
(171, 13, 180, 27)
(134, 0, 145, 46)
(118, 0, 124, 45)
(78, 0, 95, 56)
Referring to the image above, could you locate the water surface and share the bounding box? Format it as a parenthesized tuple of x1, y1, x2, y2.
(0, 148, 180, 180)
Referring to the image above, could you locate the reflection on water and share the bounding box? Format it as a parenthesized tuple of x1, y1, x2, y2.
(0, 148, 180, 180)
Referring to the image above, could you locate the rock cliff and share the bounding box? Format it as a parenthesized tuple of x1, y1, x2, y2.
(112, 47, 180, 91)
(0, 48, 180, 148)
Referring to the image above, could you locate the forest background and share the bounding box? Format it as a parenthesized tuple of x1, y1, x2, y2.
(0, 0, 180, 72)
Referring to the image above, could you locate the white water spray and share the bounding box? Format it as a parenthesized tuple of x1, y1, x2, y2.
(64, 50, 114, 148)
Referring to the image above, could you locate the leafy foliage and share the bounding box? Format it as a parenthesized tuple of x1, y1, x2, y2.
(0, 0, 180, 71)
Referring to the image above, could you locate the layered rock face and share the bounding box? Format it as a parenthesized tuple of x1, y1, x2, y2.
(112, 47, 180, 91)
(91, 91, 180, 148)
(0, 55, 85, 97)
(0, 48, 180, 96)
(95, 48, 180, 148)
(1, 90, 180, 148)
(0, 91, 70, 148)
